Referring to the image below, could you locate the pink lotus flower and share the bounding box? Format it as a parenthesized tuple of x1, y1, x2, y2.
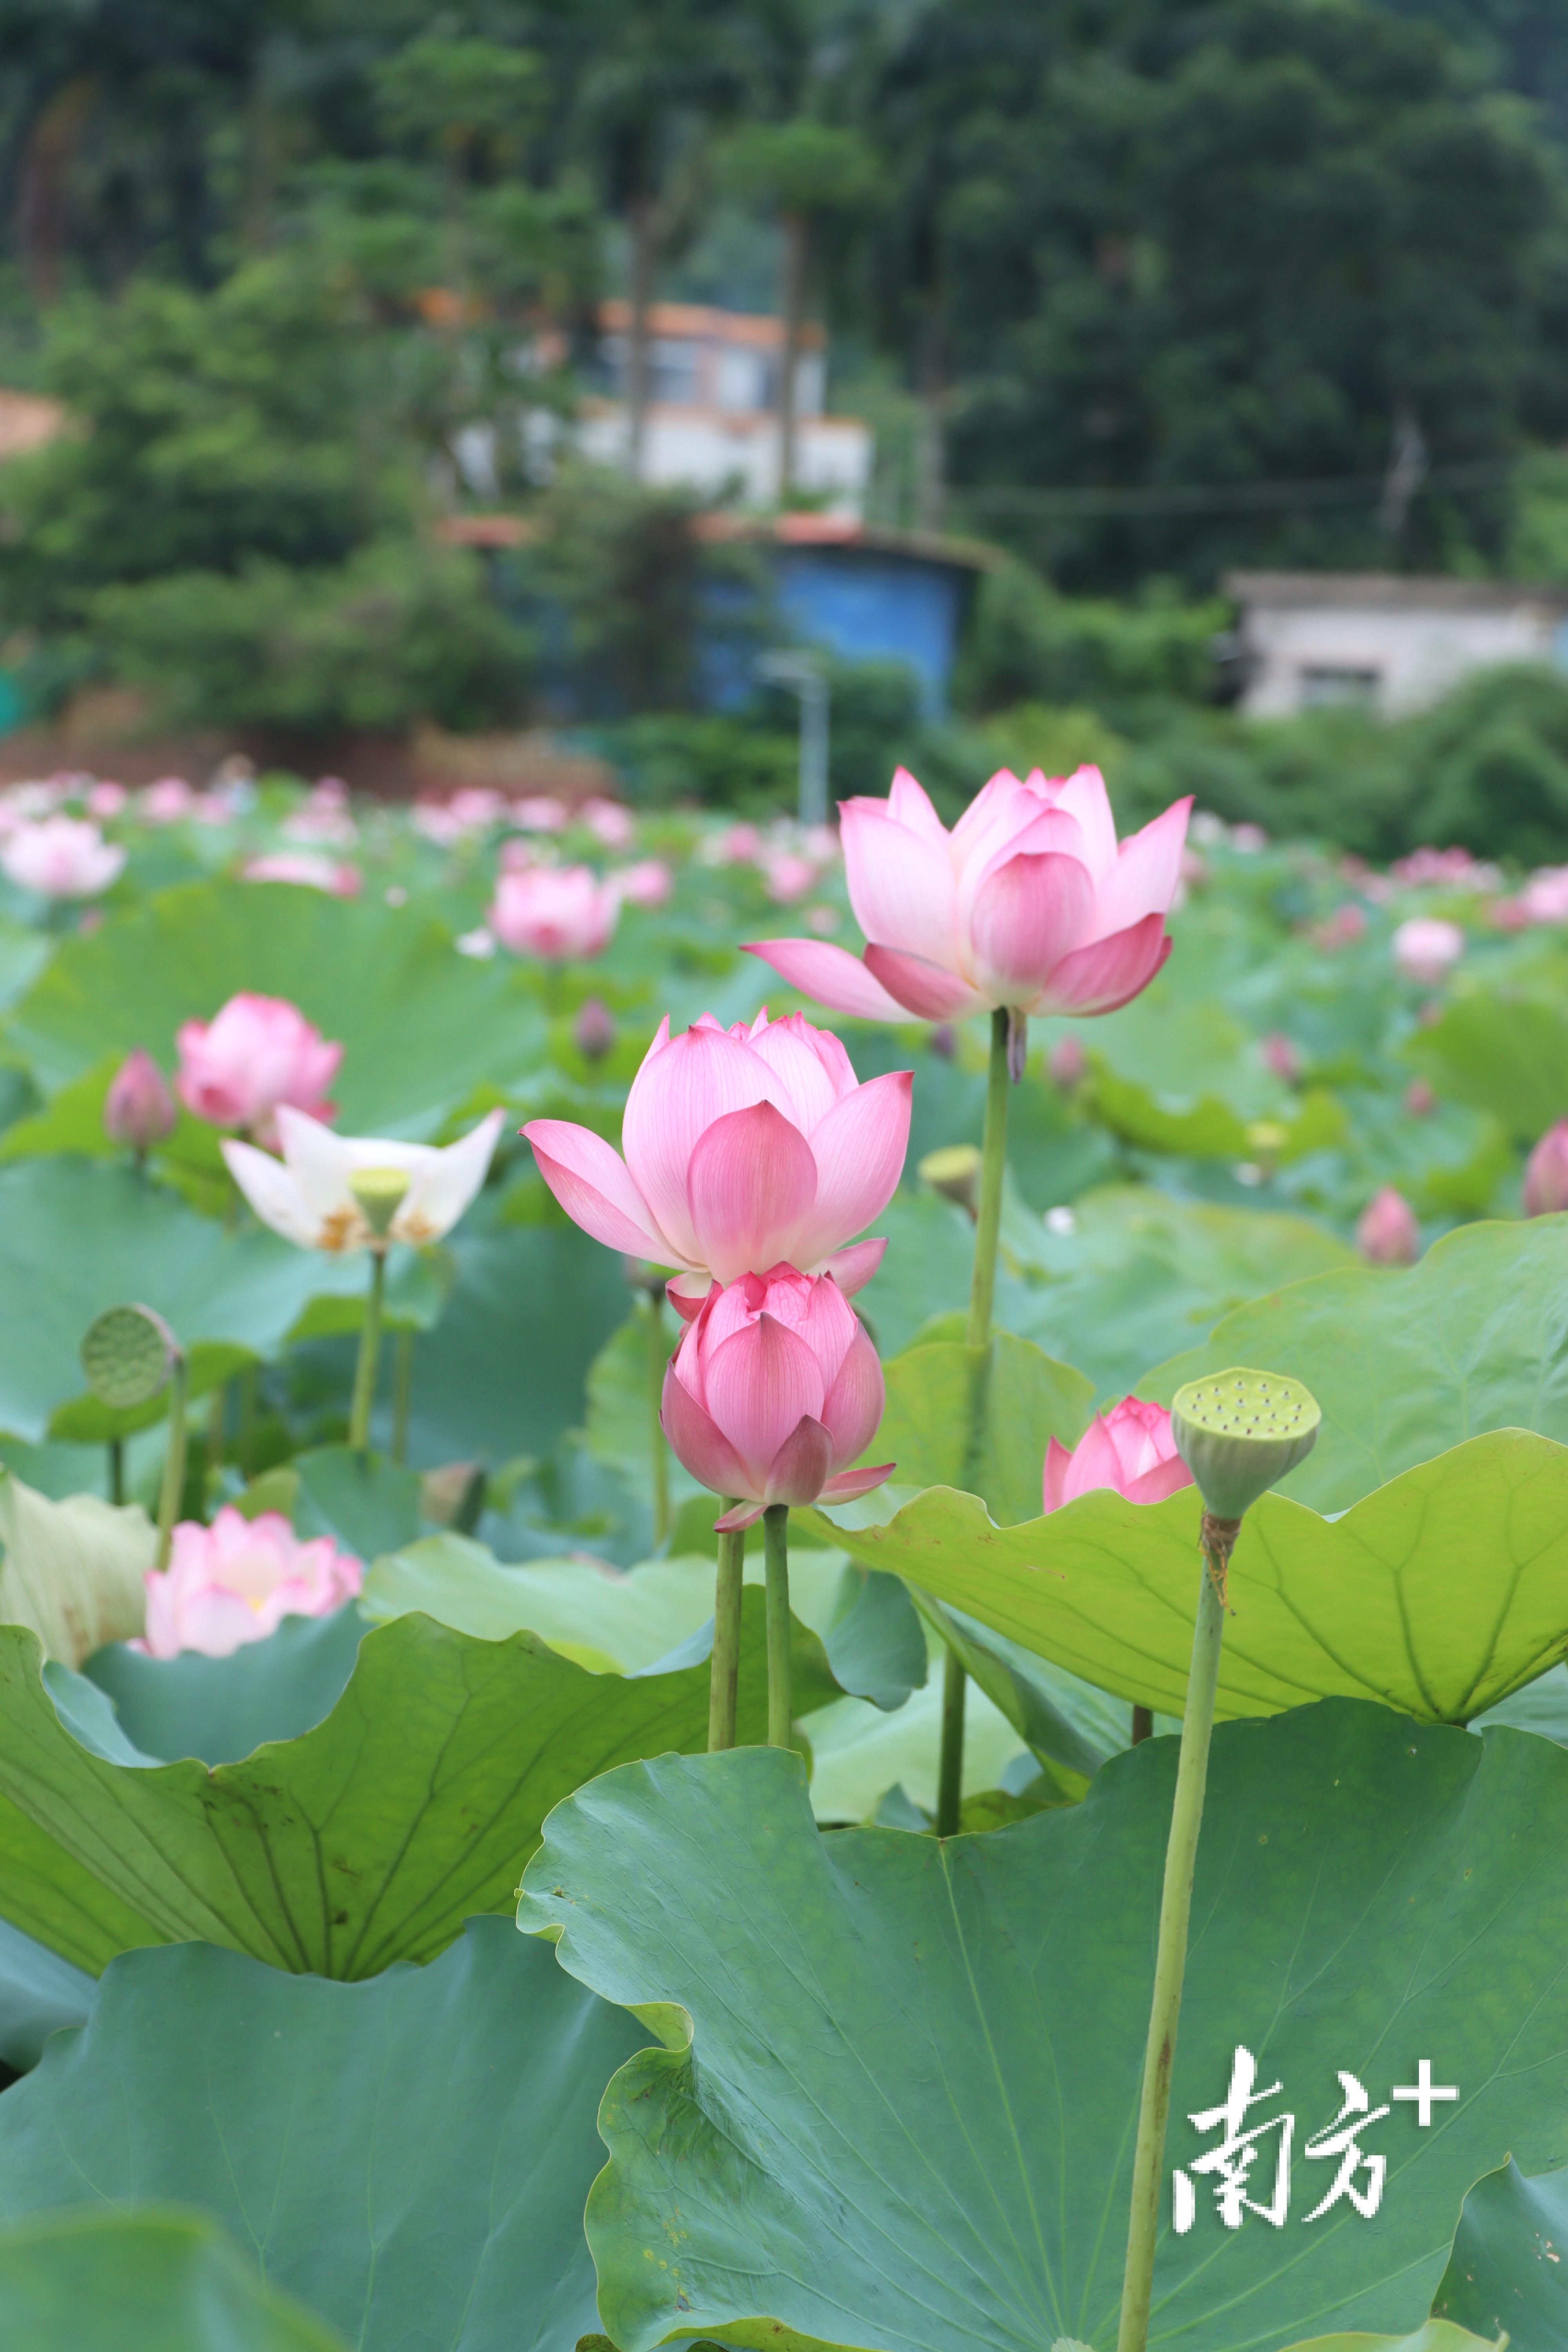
(490, 864, 619, 959)
(524, 1007, 911, 1307)
(1523, 1121, 1568, 1216)
(87, 780, 127, 819)
(1042, 1397, 1193, 1514)
(582, 796, 635, 849)
(661, 1267, 893, 1532)
(762, 851, 818, 904)
(1392, 916, 1464, 986)
(615, 857, 673, 909)
(242, 851, 361, 897)
(0, 815, 125, 899)
(103, 1049, 176, 1151)
(177, 993, 342, 1145)
(512, 794, 568, 833)
(1356, 1186, 1420, 1265)
(136, 1507, 363, 1658)
(1259, 1031, 1300, 1084)
(138, 777, 195, 824)
(746, 765, 1190, 1025)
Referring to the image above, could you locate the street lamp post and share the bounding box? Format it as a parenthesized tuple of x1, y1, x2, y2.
(757, 650, 830, 827)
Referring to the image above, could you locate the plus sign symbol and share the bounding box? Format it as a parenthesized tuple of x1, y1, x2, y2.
(1392, 2060, 1458, 2127)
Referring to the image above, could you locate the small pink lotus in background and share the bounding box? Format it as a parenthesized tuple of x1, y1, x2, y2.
(87, 780, 127, 820)
(1356, 1185, 1420, 1264)
(1523, 1121, 1568, 1216)
(512, 794, 568, 833)
(139, 777, 195, 824)
(1404, 1078, 1437, 1117)
(1259, 1032, 1300, 1084)
(242, 851, 361, 897)
(1312, 902, 1368, 951)
(747, 764, 1190, 1029)
(525, 1007, 911, 1308)
(103, 1049, 176, 1152)
(0, 815, 125, 899)
(1392, 916, 1464, 986)
(615, 858, 673, 909)
(489, 864, 620, 959)
(661, 1267, 892, 1532)
(583, 796, 635, 849)
(762, 851, 817, 905)
(1048, 1034, 1085, 1087)
(137, 1508, 363, 1658)
(1042, 1397, 1193, 1514)
(703, 822, 762, 867)
(177, 993, 342, 1146)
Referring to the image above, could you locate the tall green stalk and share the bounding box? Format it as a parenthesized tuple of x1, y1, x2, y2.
(1115, 1528, 1229, 2352)
(154, 1355, 189, 1574)
(763, 1502, 792, 1749)
(348, 1250, 387, 1453)
(709, 1516, 745, 1751)
(646, 1291, 671, 1548)
(935, 1005, 1013, 1835)
(391, 1328, 414, 1467)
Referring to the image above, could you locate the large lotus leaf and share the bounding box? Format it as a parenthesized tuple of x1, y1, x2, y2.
(813, 1431, 1568, 1723)
(0, 1470, 152, 1664)
(0, 1158, 366, 1442)
(363, 1533, 912, 1710)
(998, 1185, 1356, 1402)
(519, 1703, 1568, 2352)
(4, 878, 542, 1138)
(866, 1333, 1094, 1526)
(0, 1919, 639, 2352)
(1287, 2333, 1502, 2352)
(1405, 993, 1568, 1143)
(0, 1915, 93, 2071)
(1140, 1215, 1568, 1513)
(83, 1606, 366, 1768)
(0, 1591, 791, 1977)
(1432, 2159, 1568, 2349)
(804, 1675, 1028, 1824)
(0, 2208, 347, 2352)
(915, 1594, 1137, 1780)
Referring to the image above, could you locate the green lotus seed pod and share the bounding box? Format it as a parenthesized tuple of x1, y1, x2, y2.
(1171, 1367, 1320, 1521)
(349, 1165, 410, 1241)
(80, 1303, 180, 1410)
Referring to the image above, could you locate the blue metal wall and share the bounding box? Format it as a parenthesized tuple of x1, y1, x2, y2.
(775, 548, 969, 718)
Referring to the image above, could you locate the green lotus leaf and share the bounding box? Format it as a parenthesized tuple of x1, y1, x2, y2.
(1405, 991, 1568, 1144)
(5, 878, 542, 1138)
(0, 1468, 153, 1666)
(0, 1915, 93, 2071)
(0, 2208, 347, 2352)
(813, 1431, 1568, 1723)
(1432, 2157, 1568, 2350)
(519, 1702, 1568, 2352)
(82, 1606, 366, 1769)
(1140, 1216, 1568, 1513)
(1284, 2330, 1505, 2352)
(0, 1589, 801, 1977)
(865, 1331, 1095, 1525)
(0, 1919, 639, 2351)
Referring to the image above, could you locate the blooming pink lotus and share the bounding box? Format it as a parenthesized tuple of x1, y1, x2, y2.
(177, 993, 342, 1146)
(615, 858, 673, 909)
(103, 1049, 176, 1152)
(1042, 1397, 1193, 1514)
(1356, 1185, 1420, 1265)
(0, 815, 125, 899)
(524, 1007, 911, 1308)
(1523, 1121, 1568, 1216)
(242, 851, 361, 896)
(661, 1267, 892, 1532)
(746, 764, 1190, 1028)
(582, 796, 635, 849)
(489, 864, 620, 959)
(1392, 915, 1464, 985)
(136, 1507, 363, 1658)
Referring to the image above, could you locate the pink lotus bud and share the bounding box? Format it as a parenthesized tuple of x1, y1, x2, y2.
(928, 1023, 958, 1061)
(87, 780, 127, 819)
(176, 993, 342, 1145)
(0, 815, 125, 900)
(1042, 1396, 1193, 1513)
(1356, 1186, 1420, 1265)
(135, 1507, 362, 1658)
(524, 1007, 911, 1302)
(104, 1049, 176, 1152)
(1404, 1078, 1436, 1117)
(660, 1268, 894, 1531)
(489, 864, 620, 960)
(574, 997, 617, 1062)
(1523, 1120, 1568, 1217)
(1049, 1034, 1086, 1088)
(241, 852, 360, 896)
(1392, 916, 1464, 987)
(762, 852, 817, 905)
(582, 797, 635, 849)
(1260, 1032, 1299, 1084)
(745, 764, 1190, 1030)
(512, 794, 568, 833)
(616, 858, 673, 909)
(139, 777, 194, 824)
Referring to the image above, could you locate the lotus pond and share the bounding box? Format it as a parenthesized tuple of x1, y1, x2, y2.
(0, 769, 1563, 2352)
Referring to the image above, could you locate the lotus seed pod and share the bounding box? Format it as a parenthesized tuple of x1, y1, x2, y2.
(1170, 1367, 1320, 1522)
(80, 1303, 180, 1410)
(348, 1165, 410, 1241)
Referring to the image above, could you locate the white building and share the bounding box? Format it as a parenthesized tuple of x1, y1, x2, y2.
(1225, 570, 1568, 719)
(572, 301, 872, 517)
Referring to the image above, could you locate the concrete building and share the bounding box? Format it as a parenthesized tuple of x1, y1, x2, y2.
(1225, 570, 1568, 719)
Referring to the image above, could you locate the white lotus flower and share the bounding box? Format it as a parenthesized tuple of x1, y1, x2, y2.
(222, 1105, 505, 1254)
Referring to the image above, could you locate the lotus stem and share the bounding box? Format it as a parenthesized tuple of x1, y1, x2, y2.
(763, 1502, 792, 1749)
(937, 1004, 1014, 1833)
(107, 1436, 124, 1506)
(154, 1354, 189, 1574)
(391, 1328, 414, 1467)
(647, 1290, 671, 1548)
(207, 1377, 226, 1472)
(238, 1363, 259, 1479)
(1116, 1517, 1233, 2352)
(709, 1514, 745, 1752)
(348, 1249, 387, 1453)
(1132, 1705, 1153, 1745)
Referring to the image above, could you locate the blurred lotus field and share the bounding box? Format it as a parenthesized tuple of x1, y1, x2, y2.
(0, 766, 1566, 2352)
